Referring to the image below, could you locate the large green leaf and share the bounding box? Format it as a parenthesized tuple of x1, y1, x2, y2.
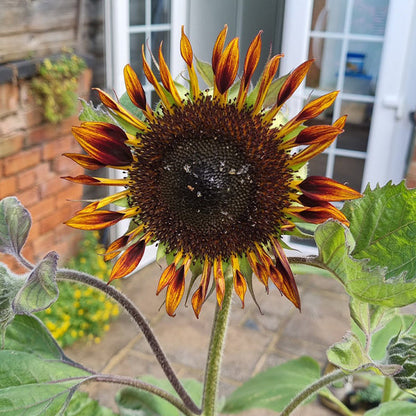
(315, 220, 416, 307)
(363, 401, 416, 416)
(79, 100, 114, 123)
(343, 182, 416, 281)
(64, 392, 118, 416)
(221, 356, 321, 413)
(115, 376, 202, 416)
(1, 315, 92, 416)
(0, 197, 31, 257)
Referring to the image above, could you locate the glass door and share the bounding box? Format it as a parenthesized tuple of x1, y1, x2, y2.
(280, 0, 416, 191)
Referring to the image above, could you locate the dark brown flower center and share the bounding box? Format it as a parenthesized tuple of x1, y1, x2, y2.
(129, 96, 292, 260)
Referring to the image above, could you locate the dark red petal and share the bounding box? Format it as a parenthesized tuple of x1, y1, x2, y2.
(124, 64, 147, 110)
(62, 175, 127, 186)
(269, 264, 301, 310)
(212, 25, 228, 74)
(191, 262, 212, 318)
(299, 176, 362, 202)
(291, 204, 349, 225)
(104, 235, 129, 261)
(295, 125, 343, 145)
(108, 240, 146, 282)
(215, 37, 239, 94)
(72, 123, 132, 166)
(65, 211, 124, 230)
(63, 153, 105, 170)
(295, 91, 338, 122)
(166, 266, 186, 316)
(276, 60, 314, 107)
(241, 31, 262, 90)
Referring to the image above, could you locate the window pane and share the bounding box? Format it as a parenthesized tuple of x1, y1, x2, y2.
(152, 0, 171, 24)
(306, 38, 343, 91)
(333, 156, 365, 191)
(130, 0, 145, 26)
(337, 107, 370, 152)
(308, 153, 328, 177)
(311, 0, 347, 33)
(130, 33, 146, 83)
(350, 0, 389, 36)
(151, 30, 170, 61)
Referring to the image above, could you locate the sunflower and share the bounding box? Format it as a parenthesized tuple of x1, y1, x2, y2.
(64, 26, 361, 317)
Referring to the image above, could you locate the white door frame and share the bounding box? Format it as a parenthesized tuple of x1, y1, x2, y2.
(104, 0, 187, 268)
(280, 0, 416, 189)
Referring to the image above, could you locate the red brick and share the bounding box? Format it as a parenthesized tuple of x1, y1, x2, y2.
(17, 167, 37, 191)
(42, 135, 73, 161)
(32, 231, 57, 261)
(28, 221, 41, 240)
(39, 175, 69, 198)
(0, 133, 24, 159)
(27, 123, 60, 145)
(3, 147, 41, 176)
(0, 83, 19, 117)
(18, 186, 39, 208)
(56, 182, 83, 206)
(0, 176, 17, 198)
(53, 154, 82, 175)
(58, 114, 81, 134)
(19, 81, 36, 109)
(77, 68, 93, 99)
(39, 203, 74, 234)
(22, 107, 44, 129)
(29, 196, 56, 221)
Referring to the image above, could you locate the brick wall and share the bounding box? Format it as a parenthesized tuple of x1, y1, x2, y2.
(0, 67, 93, 273)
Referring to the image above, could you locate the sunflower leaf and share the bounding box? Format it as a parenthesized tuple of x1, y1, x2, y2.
(115, 376, 202, 416)
(79, 99, 113, 123)
(12, 251, 59, 315)
(0, 197, 31, 258)
(343, 181, 416, 282)
(1, 314, 92, 416)
(315, 219, 416, 308)
(363, 401, 416, 416)
(195, 57, 214, 88)
(221, 356, 321, 413)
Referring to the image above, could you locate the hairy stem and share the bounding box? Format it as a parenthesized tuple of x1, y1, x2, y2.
(88, 373, 196, 416)
(280, 369, 348, 416)
(201, 275, 233, 416)
(57, 268, 200, 415)
(382, 376, 393, 403)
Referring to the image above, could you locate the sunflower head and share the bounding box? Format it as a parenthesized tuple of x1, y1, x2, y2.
(64, 26, 361, 317)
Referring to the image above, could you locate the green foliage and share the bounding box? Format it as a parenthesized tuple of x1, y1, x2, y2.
(115, 376, 202, 416)
(37, 232, 119, 347)
(221, 357, 321, 413)
(0, 315, 92, 416)
(64, 392, 117, 416)
(31, 52, 87, 124)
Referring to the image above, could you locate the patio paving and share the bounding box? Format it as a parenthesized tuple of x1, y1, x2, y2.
(65, 261, 351, 416)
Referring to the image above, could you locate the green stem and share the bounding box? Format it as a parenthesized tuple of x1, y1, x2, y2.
(201, 275, 233, 416)
(280, 369, 348, 416)
(382, 377, 393, 403)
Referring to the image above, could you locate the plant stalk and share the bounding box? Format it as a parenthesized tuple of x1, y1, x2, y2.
(57, 268, 201, 415)
(280, 369, 348, 416)
(201, 274, 233, 416)
(381, 376, 393, 403)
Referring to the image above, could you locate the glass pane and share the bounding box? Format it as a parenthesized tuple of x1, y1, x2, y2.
(343, 40, 382, 96)
(151, 30, 170, 61)
(130, 0, 145, 26)
(308, 153, 328, 177)
(333, 156, 365, 191)
(311, 0, 347, 33)
(306, 38, 343, 91)
(130, 33, 146, 83)
(337, 106, 370, 152)
(152, 0, 171, 24)
(350, 0, 389, 36)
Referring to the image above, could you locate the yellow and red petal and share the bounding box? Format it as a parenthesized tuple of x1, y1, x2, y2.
(63, 153, 105, 170)
(253, 54, 282, 114)
(104, 235, 130, 261)
(65, 210, 124, 230)
(247, 250, 269, 290)
(124, 64, 148, 111)
(215, 37, 239, 96)
(213, 257, 225, 307)
(290, 203, 349, 226)
(156, 262, 177, 295)
(108, 239, 146, 283)
(159, 43, 183, 106)
(191, 259, 212, 318)
(62, 174, 129, 186)
(96, 88, 149, 131)
(166, 265, 186, 316)
(269, 263, 301, 310)
(294, 125, 344, 146)
(72, 122, 133, 166)
(231, 255, 247, 307)
(212, 25, 228, 74)
(180, 26, 200, 99)
(299, 176, 362, 202)
(237, 31, 262, 109)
